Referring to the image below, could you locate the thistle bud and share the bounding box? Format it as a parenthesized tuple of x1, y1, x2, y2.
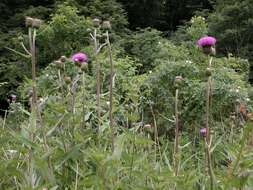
(174, 76, 183, 88)
(74, 59, 82, 67)
(93, 18, 101, 27)
(18, 36, 24, 42)
(55, 60, 64, 69)
(143, 124, 153, 134)
(102, 21, 111, 30)
(96, 33, 102, 40)
(230, 113, 236, 120)
(200, 127, 207, 137)
(81, 62, 88, 72)
(60, 56, 67, 63)
(205, 67, 212, 77)
(87, 28, 92, 33)
(102, 33, 108, 40)
(64, 76, 71, 84)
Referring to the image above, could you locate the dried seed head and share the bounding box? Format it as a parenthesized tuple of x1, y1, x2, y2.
(32, 18, 42, 28)
(102, 21, 111, 30)
(25, 17, 42, 28)
(25, 17, 34, 27)
(93, 18, 101, 27)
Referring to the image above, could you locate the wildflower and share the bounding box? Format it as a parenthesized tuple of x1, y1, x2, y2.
(186, 60, 192, 64)
(200, 127, 207, 137)
(10, 94, 17, 102)
(197, 36, 216, 47)
(71, 52, 88, 67)
(197, 36, 216, 55)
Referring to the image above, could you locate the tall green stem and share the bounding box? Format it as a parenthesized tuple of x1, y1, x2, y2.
(106, 30, 115, 151)
(174, 88, 180, 177)
(205, 56, 215, 189)
(29, 27, 37, 113)
(94, 29, 101, 133)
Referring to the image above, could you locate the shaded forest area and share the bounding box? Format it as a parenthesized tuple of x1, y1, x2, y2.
(1, 0, 253, 107)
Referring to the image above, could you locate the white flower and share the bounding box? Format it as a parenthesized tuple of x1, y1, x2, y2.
(235, 89, 239, 93)
(149, 70, 152, 74)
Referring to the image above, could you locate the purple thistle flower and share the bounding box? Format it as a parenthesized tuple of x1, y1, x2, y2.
(71, 52, 88, 64)
(200, 127, 207, 137)
(197, 36, 216, 47)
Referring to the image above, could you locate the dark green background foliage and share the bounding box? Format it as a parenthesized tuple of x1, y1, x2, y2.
(2, 0, 253, 105)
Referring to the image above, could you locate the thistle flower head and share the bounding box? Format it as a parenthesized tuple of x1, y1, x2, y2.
(10, 94, 17, 101)
(197, 36, 216, 47)
(71, 52, 88, 64)
(200, 128, 207, 137)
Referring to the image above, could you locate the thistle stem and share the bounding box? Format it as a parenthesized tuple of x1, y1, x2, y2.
(94, 29, 101, 133)
(174, 88, 180, 177)
(106, 30, 115, 151)
(29, 27, 38, 113)
(81, 72, 86, 128)
(205, 56, 215, 189)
